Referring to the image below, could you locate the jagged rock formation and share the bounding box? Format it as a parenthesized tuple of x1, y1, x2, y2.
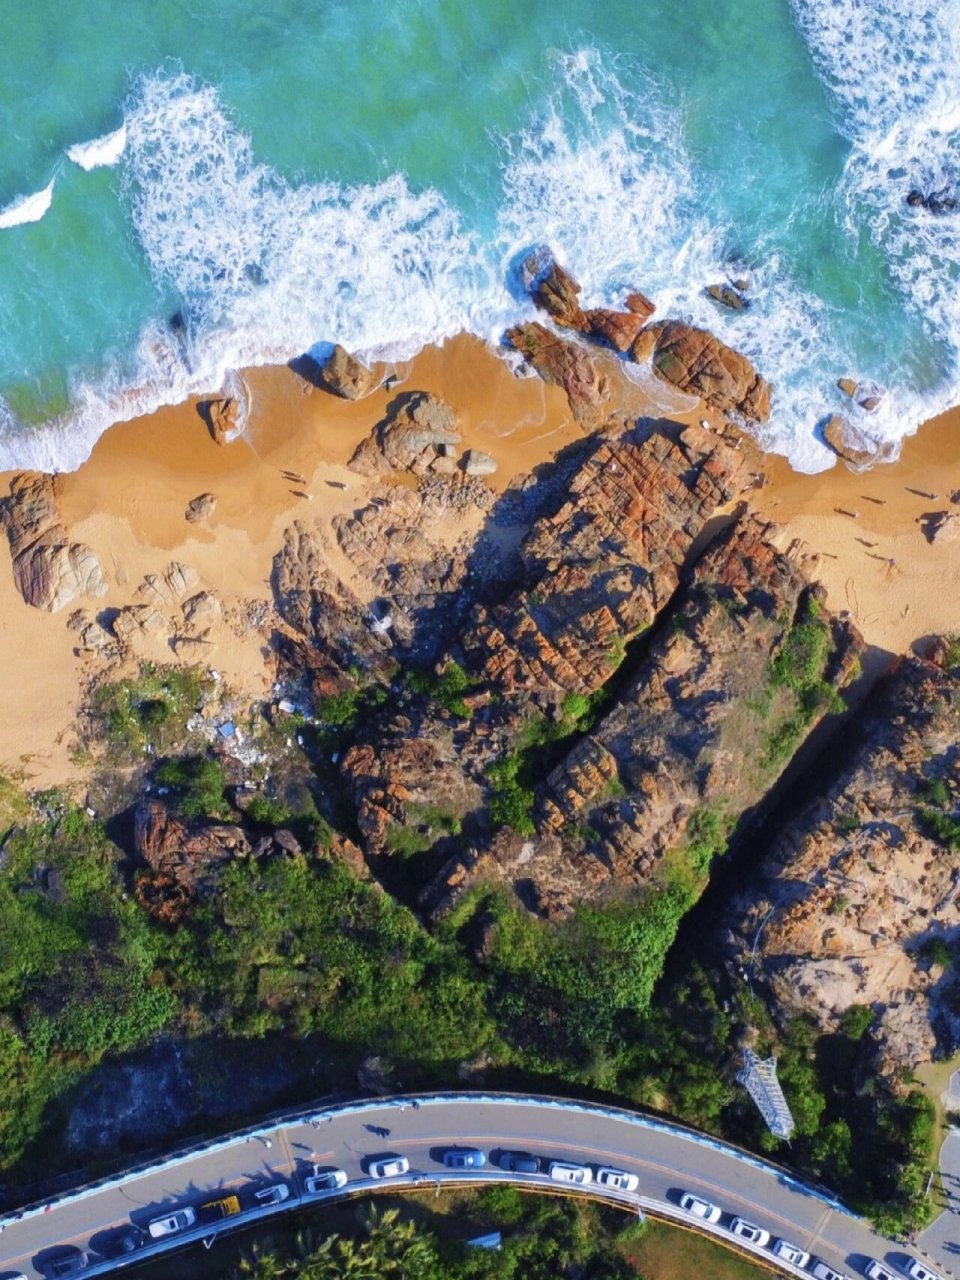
(426, 517, 861, 919)
(505, 322, 614, 426)
(318, 344, 378, 399)
(1, 471, 107, 612)
(461, 420, 750, 706)
(133, 800, 252, 924)
(524, 251, 655, 349)
(348, 392, 460, 475)
(641, 321, 772, 422)
(724, 657, 960, 1083)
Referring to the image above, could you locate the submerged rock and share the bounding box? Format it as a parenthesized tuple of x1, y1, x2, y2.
(706, 282, 749, 311)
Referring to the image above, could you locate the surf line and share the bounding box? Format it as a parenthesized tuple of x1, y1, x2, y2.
(0, 173, 56, 230)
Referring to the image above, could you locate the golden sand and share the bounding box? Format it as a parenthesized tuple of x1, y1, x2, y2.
(1, 333, 957, 787)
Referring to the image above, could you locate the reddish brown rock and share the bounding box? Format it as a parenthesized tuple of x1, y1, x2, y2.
(529, 259, 589, 330)
(505, 322, 612, 425)
(134, 799, 251, 923)
(625, 291, 655, 318)
(584, 307, 648, 352)
(642, 320, 772, 423)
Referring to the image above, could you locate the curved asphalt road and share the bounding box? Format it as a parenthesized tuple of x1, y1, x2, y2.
(0, 1093, 954, 1280)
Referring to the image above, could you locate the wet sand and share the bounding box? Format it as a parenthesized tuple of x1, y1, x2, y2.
(0, 333, 957, 787)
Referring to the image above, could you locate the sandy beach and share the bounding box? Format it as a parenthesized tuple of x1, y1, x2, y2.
(1, 334, 959, 788)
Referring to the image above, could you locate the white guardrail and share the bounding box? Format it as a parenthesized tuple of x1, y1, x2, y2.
(0, 1090, 858, 1277)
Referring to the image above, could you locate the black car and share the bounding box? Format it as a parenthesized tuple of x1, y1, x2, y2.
(499, 1151, 539, 1174)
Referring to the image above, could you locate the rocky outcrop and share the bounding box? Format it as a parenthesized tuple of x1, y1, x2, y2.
(429, 517, 862, 919)
(822, 414, 895, 470)
(640, 321, 772, 422)
(906, 187, 957, 215)
(522, 252, 655, 350)
(272, 521, 387, 673)
(505, 322, 613, 426)
(318, 344, 378, 399)
(348, 392, 460, 475)
(1, 472, 107, 612)
(342, 730, 483, 857)
(461, 421, 750, 705)
(133, 800, 252, 924)
(725, 657, 960, 1082)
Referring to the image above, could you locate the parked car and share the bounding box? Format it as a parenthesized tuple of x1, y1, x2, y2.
(499, 1151, 539, 1174)
(729, 1217, 770, 1248)
(771, 1238, 810, 1268)
(148, 1206, 197, 1238)
(811, 1261, 852, 1280)
(102, 1226, 143, 1257)
(903, 1264, 944, 1280)
(548, 1161, 593, 1186)
(442, 1148, 486, 1169)
(866, 1264, 898, 1280)
(304, 1167, 348, 1194)
(595, 1167, 639, 1192)
(199, 1194, 241, 1222)
(679, 1192, 721, 1223)
(255, 1182, 291, 1205)
(369, 1155, 410, 1179)
(47, 1254, 89, 1277)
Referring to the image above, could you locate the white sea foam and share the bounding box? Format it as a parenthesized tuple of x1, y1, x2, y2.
(66, 123, 127, 171)
(792, 0, 960, 445)
(0, 177, 55, 230)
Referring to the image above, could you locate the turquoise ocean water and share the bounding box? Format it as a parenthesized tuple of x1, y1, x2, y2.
(0, 0, 958, 471)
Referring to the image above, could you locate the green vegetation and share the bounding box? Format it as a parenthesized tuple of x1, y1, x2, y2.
(407, 661, 477, 717)
(89, 665, 206, 755)
(155, 754, 230, 819)
(761, 595, 845, 768)
(385, 804, 463, 856)
(919, 937, 953, 969)
(232, 1191, 638, 1280)
(487, 692, 613, 836)
(941, 635, 960, 670)
(0, 807, 174, 1168)
(916, 773, 960, 850)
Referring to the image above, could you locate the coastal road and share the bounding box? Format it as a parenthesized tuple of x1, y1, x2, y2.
(0, 1093, 952, 1280)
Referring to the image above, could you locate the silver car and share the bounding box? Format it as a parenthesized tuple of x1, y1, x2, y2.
(147, 1206, 197, 1238)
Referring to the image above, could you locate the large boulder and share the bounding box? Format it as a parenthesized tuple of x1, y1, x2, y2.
(319, 344, 378, 400)
(505, 322, 611, 425)
(822, 415, 895, 470)
(1, 472, 107, 612)
(348, 392, 460, 475)
(639, 321, 772, 422)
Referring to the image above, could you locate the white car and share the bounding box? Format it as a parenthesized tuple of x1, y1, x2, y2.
(905, 1263, 944, 1280)
(147, 1206, 196, 1238)
(305, 1167, 348, 1194)
(370, 1155, 410, 1178)
(595, 1166, 639, 1192)
(866, 1264, 898, 1280)
(811, 1261, 852, 1280)
(772, 1238, 810, 1268)
(548, 1161, 593, 1185)
(679, 1191, 721, 1223)
(729, 1217, 770, 1248)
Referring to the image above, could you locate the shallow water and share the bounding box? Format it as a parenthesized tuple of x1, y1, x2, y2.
(0, 0, 957, 472)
